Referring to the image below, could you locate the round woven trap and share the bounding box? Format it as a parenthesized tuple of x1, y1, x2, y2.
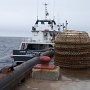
(55, 30, 90, 69)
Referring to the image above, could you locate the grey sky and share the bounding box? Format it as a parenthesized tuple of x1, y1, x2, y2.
(0, 0, 90, 37)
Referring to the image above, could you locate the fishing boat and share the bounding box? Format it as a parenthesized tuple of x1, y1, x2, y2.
(11, 3, 60, 64)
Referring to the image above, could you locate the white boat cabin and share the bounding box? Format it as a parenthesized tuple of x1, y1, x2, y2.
(19, 19, 58, 51)
(31, 19, 59, 43)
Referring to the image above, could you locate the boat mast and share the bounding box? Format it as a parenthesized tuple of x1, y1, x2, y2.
(44, 3, 49, 20)
(53, 0, 55, 20)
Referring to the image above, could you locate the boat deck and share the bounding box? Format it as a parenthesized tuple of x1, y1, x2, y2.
(16, 69, 90, 90)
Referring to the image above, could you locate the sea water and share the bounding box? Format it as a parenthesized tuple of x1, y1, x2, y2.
(0, 37, 23, 70)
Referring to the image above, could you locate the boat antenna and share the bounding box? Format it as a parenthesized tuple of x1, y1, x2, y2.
(53, 0, 55, 20)
(63, 23, 65, 32)
(37, 0, 39, 20)
(44, 3, 49, 19)
(65, 20, 68, 30)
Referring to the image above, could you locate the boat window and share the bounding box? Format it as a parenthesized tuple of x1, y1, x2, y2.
(35, 20, 56, 25)
(35, 20, 38, 24)
(50, 33, 53, 36)
(32, 26, 36, 31)
(48, 21, 52, 24)
(26, 44, 53, 50)
(44, 33, 48, 36)
(21, 43, 27, 50)
(41, 21, 44, 24)
(49, 44, 53, 48)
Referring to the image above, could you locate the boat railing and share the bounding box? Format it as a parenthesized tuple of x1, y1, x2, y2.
(13, 48, 54, 55)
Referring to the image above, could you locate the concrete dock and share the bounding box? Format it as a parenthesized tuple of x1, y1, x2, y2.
(16, 69, 90, 90)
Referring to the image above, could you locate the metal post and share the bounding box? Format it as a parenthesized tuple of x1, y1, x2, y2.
(65, 20, 68, 30)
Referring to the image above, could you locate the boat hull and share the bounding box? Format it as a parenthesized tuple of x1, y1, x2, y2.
(12, 55, 33, 62)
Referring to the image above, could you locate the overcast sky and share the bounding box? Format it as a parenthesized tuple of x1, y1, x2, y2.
(0, 0, 90, 37)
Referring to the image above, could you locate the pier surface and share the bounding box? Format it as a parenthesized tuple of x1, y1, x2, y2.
(16, 69, 90, 90)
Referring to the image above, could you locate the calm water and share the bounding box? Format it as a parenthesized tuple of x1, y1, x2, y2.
(0, 37, 24, 70)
